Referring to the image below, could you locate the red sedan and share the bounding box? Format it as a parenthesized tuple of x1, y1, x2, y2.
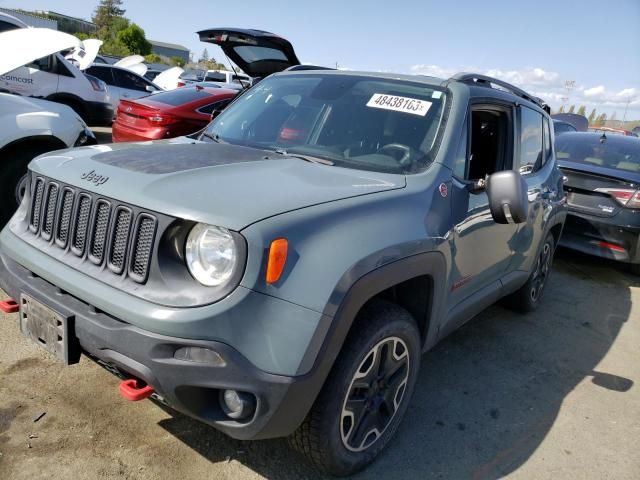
(112, 85, 237, 142)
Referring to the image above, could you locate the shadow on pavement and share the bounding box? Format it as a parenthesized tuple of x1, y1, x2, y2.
(157, 248, 635, 479)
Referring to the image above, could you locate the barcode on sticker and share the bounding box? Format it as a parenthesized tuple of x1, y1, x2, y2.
(366, 93, 432, 116)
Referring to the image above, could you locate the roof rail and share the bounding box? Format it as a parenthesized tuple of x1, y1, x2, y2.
(450, 72, 544, 109)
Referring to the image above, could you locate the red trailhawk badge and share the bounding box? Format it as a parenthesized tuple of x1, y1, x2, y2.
(439, 183, 448, 198)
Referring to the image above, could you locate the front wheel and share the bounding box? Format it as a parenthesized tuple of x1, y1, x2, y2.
(504, 233, 555, 313)
(289, 299, 421, 476)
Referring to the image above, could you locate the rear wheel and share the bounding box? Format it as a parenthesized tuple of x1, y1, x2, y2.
(504, 233, 555, 313)
(289, 300, 421, 476)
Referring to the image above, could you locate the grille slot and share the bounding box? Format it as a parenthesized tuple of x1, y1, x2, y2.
(29, 178, 45, 232)
(41, 183, 59, 241)
(130, 215, 156, 283)
(55, 188, 75, 248)
(71, 194, 92, 256)
(26, 177, 158, 285)
(88, 200, 111, 265)
(107, 207, 132, 274)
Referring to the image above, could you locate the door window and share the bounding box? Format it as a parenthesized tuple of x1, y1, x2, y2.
(113, 68, 152, 92)
(466, 106, 512, 180)
(519, 106, 543, 174)
(542, 117, 552, 165)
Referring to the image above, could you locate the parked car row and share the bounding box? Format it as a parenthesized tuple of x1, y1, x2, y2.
(0, 22, 639, 478)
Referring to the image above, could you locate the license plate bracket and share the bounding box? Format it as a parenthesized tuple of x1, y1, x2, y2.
(19, 294, 77, 364)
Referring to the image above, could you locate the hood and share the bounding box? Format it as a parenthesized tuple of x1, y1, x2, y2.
(0, 92, 83, 120)
(28, 139, 406, 230)
(197, 28, 300, 78)
(0, 28, 82, 76)
(153, 66, 184, 90)
(66, 38, 103, 71)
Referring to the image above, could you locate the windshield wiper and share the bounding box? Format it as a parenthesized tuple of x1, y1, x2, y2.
(201, 132, 224, 143)
(273, 148, 334, 166)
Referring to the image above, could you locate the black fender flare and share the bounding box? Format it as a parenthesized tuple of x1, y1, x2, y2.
(273, 252, 447, 438)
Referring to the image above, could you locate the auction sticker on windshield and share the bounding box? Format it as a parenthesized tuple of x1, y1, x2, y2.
(366, 93, 432, 116)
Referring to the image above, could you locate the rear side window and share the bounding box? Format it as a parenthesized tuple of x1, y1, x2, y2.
(0, 20, 20, 32)
(198, 98, 233, 114)
(146, 88, 214, 106)
(205, 72, 227, 82)
(519, 106, 543, 174)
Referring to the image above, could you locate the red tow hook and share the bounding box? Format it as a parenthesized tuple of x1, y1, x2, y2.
(119, 379, 155, 401)
(0, 299, 19, 314)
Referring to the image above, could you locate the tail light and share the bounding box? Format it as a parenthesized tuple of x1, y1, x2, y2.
(147, 114, 177, 126)
(177, 81, 186, 88)
(595, 188, 640, 208)
(85, 74, 106, 92)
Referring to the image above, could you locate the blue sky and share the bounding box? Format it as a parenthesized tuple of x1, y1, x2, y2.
(4, 0, 640, 118)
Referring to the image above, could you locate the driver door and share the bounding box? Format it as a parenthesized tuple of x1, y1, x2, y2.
(448, 102, 519, 310)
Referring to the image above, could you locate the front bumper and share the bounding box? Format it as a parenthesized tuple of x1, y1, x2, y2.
(559, 210, 640, 264)
(0, 250, 326, 440)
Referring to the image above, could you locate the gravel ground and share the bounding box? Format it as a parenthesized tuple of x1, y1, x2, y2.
(0, 248, 638, 479)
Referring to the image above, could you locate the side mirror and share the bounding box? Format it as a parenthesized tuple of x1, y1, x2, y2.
(145, 85, 155, 92)
(487, 170, 528, 224)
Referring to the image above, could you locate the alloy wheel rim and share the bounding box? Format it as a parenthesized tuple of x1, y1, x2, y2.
(530, 242, 552, 302)
(340, 336, 410, 452)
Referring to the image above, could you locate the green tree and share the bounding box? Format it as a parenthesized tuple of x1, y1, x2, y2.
(145, 53, 163, 64)
(558, 105, 565, 113)
(568, 104, 575, 114)
(200, 49, 210, 62)
(74, 32, 90, 41)
(587, 108, 596, 124)
(171, 56, 186, 67)
(93, 0, 125, 32)
(577, 105, 586, 116)
(117, 23, 152, 55)
(101, 37, 130, 57)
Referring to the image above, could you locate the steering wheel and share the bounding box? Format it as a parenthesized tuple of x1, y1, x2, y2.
(377, 143, 412, 165)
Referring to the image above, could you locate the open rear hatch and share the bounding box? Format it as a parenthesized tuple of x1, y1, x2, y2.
(197, 28, 300, 78)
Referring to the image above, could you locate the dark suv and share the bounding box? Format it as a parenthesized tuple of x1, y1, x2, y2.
(0, 29, 566, 476)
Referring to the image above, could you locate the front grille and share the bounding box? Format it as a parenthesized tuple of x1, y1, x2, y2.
(27, 176, 157, 284)
(129, 215, 156, 282)
(88, 200, 111, 264)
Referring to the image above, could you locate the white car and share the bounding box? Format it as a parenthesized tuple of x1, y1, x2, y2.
(0, 16, 113, 126)
(0, 92, 95, 225)
(204, 69, 252, 88)
(85, 64, 161, 112)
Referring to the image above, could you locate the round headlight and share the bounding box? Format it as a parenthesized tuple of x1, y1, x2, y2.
(185, 223, 237, 286)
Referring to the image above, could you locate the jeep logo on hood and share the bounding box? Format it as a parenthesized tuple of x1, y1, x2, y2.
(81, 170, 109, 186)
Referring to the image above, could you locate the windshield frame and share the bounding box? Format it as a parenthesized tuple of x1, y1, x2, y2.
(200, 72, 451, 174)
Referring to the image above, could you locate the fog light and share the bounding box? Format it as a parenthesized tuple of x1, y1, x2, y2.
(221, 389, 256, 420)
(174, 347, 226, 366)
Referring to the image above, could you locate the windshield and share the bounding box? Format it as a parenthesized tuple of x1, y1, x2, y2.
(556, 135, 640, 172)
(201, 73, 448, 173)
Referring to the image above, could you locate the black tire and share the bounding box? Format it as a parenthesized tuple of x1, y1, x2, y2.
(0, 143, 61, 227)
(289, 299, 421, 476)
(503, 233, 556, 313)
(629, 263, 640, 276)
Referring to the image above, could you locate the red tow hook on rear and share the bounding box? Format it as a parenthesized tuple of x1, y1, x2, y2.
(0, 299, 19, 314)
(119, 379, 155, 401)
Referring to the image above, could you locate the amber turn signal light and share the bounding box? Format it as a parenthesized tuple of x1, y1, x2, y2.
(266, 238, 288, 284)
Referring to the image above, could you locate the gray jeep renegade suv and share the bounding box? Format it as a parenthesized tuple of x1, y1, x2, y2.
(0, 29, 567, 476)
